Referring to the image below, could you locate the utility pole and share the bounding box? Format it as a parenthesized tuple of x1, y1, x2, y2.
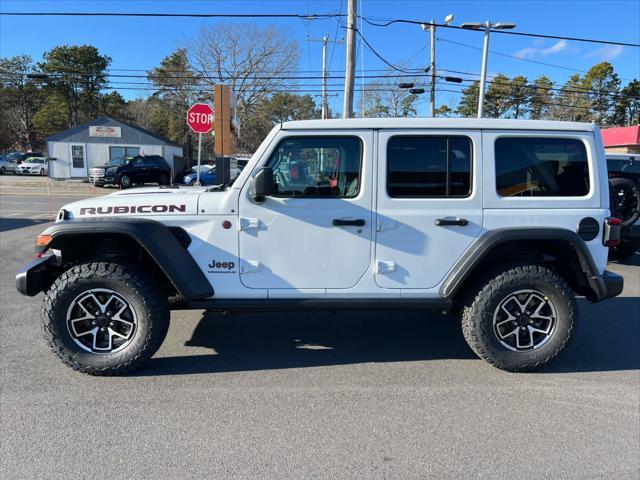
(343, 0, 357, 118)
(309, 35, 343, 119)
(461, 20, 517, 118)
(422, 15, 454, 118)
(429, 20, 436, 117)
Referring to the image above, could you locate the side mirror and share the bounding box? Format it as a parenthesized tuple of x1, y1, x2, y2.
(253, 167, 274, 202)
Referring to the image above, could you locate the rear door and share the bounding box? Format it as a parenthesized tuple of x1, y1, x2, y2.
(375, 130, 484, 289)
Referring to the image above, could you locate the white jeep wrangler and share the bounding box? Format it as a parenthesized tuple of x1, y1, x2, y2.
(17, 118, 623, 375)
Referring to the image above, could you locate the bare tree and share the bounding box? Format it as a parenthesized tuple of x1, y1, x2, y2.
(188, 23, 301, 116)
(360, 72, 420, 117)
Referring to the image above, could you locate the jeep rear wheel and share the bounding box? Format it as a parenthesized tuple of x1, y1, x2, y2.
(461, 265, 576, 372)
(41, 262, 169, 375)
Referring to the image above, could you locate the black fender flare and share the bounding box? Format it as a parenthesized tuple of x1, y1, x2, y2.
(39, 218, 213, 300)
(439, 227, 607, 300)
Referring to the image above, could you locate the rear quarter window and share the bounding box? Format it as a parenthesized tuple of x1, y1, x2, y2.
(495, 137, 590, 197)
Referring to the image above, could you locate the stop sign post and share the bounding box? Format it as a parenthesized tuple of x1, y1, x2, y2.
(187, 103, 214, 185)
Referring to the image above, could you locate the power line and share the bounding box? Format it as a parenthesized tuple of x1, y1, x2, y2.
(3, 10, 636, 47)
(354, 28, 427, 74)
(359, 16, 640, 48)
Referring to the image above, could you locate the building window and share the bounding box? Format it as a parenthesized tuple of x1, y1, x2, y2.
(71, 145, 84, 168)
(267, 136, 362, 198)
(387, 136, 472, 197)
(495, 137, 589, 197)
(109, 146, 140, 163)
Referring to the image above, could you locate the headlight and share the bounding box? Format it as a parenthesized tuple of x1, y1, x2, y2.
(106, 167, 118, 174)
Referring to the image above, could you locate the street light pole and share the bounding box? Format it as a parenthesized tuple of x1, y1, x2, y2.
(460, 20, 516, 118)
(477, 22, 491, 118)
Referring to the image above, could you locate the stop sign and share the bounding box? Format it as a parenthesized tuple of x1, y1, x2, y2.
(187, 103, 214, 134)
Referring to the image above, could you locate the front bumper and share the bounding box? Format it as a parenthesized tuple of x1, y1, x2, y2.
(90, 174, 116, 185)
(588, 270, 624, 302)
(15, 254, 57, 296)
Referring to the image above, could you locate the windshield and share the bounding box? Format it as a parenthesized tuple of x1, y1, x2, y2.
(106, 156, 129, 166)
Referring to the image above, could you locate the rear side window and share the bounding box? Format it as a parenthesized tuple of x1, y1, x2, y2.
(495, 137, 589, 197)
(387, 136, 472, 197)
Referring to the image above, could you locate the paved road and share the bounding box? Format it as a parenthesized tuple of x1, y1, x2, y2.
(1, 191, 639, 479)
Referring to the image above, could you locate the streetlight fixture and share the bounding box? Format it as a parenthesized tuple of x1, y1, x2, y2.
(460, 21, 516, 118)
(421, 13, 455, 117)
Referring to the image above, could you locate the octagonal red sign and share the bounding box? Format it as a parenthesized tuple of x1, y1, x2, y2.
(187, 103, 214, 134)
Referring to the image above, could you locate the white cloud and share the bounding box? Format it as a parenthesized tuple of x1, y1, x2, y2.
(585, 44, 624, 61)
(514, 40, 569, 59)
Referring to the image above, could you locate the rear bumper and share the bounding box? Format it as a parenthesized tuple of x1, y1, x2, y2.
(588, 270, 624, 302)
(15, 254, 57, 296)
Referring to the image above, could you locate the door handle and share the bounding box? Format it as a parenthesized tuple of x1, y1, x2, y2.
(435, 218, 469, 227)
(333, 218, 366, 227)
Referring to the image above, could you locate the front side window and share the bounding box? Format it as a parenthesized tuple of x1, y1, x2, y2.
(387, 136, 472, 197)
(495, 137, 589, 197)
(267, 136, 362, 198)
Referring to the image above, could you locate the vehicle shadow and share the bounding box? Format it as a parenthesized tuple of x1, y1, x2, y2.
(141, 297, 639, 376)
(141, 308, 476, 376)
(0, 218, 50, 233)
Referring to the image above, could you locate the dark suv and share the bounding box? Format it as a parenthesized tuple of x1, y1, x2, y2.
(607, 153, 640, 260)
(90, 155, 171, 188)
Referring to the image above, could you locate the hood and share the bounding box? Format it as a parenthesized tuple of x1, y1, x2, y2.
(61, 185, 208, 219)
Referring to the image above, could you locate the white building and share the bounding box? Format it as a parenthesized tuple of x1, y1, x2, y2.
(47, 116, 184, 179)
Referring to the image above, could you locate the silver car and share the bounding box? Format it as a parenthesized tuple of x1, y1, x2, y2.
(0, 154, 18, 174)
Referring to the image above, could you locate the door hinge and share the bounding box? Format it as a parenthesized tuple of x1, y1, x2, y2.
(376, 219, 398, 232)
(241, 260, 260, 274)
(240, 218, 260, 231)
(376, 260, 396, 274)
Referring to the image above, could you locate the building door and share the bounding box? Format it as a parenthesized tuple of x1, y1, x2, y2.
(70, 144, 87, 177)
(238, 132, 374, 291)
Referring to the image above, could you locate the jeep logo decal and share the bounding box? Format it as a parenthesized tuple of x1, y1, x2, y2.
(79, 204, 186, 215)
(207, 259, 236, 274)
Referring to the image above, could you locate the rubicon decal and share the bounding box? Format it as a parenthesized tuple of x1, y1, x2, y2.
(79, 204, 187, 215)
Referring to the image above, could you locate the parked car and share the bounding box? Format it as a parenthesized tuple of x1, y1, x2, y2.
(90, 154, 171, 188)
(607, 153, 640, 260)
(183, 164, 217, 186)
(0, 154, 18, 174)
(16, 118, 623, 376)
(16, 157, 48, 175)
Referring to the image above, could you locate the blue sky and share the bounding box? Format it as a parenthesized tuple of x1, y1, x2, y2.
(1, 0, 639, 116)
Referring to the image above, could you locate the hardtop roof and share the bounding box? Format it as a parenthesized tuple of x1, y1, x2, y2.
(282, 117, 595, 132)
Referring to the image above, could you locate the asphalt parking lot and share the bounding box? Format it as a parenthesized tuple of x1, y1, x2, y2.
(1, 179, 639, 479)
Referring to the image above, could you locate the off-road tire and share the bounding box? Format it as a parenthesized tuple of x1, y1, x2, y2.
(609, 177, 640, 226)
(41, 262, 170, 375)
(608, 239, 639, 261)
(461, 265, 577, 372)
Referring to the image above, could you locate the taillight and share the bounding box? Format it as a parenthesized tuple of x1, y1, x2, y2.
(603, 217, 621, 247)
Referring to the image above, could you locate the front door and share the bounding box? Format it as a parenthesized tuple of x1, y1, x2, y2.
(375, 130, 484, 289)
(239, 131, 374, 291)
(70, 144, 87, 177)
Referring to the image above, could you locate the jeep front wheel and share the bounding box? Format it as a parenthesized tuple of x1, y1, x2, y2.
(41, 262, 170, 375)
(461, 265, 576, 372)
